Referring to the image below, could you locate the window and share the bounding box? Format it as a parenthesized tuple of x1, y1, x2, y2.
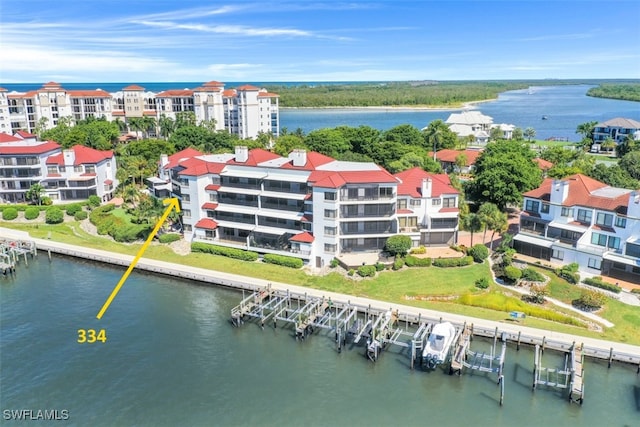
(561, 207, 573, 217)
(596, 212, 613, 227)
(324, 243, 336, 253)
(74, 166, 83, 172)
(524, 200, 539, 213)
(183, 224, 192, 232)
(397, 199, 407, 209)
(410, 199, 421, 206)
(324, 191, 336, 201)
(324, 209, 337, 219)
(47, 166, 57, 174)
(615, 216, 627, 228)
(541, 203, 550, 214)
(590, 232, 607, 247)
(588, 258, 602, 270)
(182, 194, 190, 202)
(551, 249, 564, 260)
(443, 197, 456, 208)
(432, 199, 441, 206)
(182, 209, 191, 218)
(379, 187, 393, 198)
(85, 165, 96, 174)
(576, 209, 592, 224)
(324, 226, 337, 236)
(607, 236, 620, 250)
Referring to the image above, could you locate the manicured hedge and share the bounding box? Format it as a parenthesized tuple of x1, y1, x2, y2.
(410, 245, 427, 254)
(433, 256, 473, 268)
(66, 203, 83, 216)
(191, 242, 259, 261)
(582, 277, 621, 293)
(475, 277, 490, 289)
(74, 211, 88, 221)
(2, 207, 18, 220)
(45, 207, 64, 224)
(0, 202, 89, 212)
(504, 265, 522, 282)
(158, 233, 181, 244)
(263, 253, 303, 269)
(556, 263, 580, 284)
(24, 207, 40, 220)
(392, 257, 405, 270)
(468, 244, 489, 263)
(404, 255, 432, 267)
(357, 265, 377, 277)
(521, 267, 545, 282)
(88, 203, 149, 242)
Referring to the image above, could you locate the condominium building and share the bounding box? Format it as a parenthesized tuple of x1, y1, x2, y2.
(0, 131, 117, 203)
(3, 81, 280, 140)
(149, 147, 460, 267)
(513, 174, 640, 283)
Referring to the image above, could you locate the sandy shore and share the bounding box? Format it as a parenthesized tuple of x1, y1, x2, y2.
(280, 99, 496, 112)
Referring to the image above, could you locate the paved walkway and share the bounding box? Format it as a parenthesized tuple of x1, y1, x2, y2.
(29, 237, 640, 362)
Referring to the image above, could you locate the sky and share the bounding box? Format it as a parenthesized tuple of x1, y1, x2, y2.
(1, 0, 639, 83)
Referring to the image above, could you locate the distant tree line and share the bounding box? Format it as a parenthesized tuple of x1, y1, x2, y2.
(586, 84, 640, 102)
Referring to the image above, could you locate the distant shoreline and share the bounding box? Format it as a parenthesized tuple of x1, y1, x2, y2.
(280, 98, 496, 112)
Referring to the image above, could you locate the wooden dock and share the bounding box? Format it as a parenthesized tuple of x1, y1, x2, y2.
(0, 231, 37, 274)
(569, 344, 585, 404)
(533, 342, 585, 404)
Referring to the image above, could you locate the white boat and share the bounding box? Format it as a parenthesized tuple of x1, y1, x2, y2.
(422, 322, 456, 369)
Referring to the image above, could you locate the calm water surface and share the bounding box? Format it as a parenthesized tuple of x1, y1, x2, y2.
(280, 85, 640, 141)
(1, 256, 639, 427)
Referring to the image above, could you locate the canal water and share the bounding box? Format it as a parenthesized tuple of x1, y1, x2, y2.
(1, 255, 639, 426)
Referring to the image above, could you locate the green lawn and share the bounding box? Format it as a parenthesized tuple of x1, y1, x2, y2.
(3, 221, 639, 345)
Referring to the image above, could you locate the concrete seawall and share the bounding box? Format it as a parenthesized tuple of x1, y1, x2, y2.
(32, 237, 640, 366)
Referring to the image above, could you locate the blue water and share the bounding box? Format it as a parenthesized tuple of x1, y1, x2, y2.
(1, 255, 639, 427)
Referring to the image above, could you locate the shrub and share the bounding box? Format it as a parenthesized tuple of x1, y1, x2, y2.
(263, 253, 304, 269)
(631, 289, 640, 295)
(112, 224, 149, 242)
(45, 207, 64, 224)
(521, 268, 545, 282)
(468, 244, 489, 263)
(347, 269, 355, 276)
(41, 197, 53, 206)
(503, 266, 522, 283)
(574, 289, 607, 311)
(374, 262, 385, 271)
(556, 263, 580, 284)
(432, 256, 473, 268)
(357, 265, 376, 277)
(65, 203, 82, 216)
(582, 277, 621, 294)
(24, 207, 40, 220)
(475, 277, 490, 289)
(2, 207, 18, 221)
(158, 233, 181, 244)
(392, 257, 405, 270)
(74, 210, 88, 221)
(88, 195, 101, 208)
(404, 255, 432, 267)
(329, 258, 339, 268)
(191, 242, 259, 261)
(385, 235, 412, 256)
(410, 245, 426, 255)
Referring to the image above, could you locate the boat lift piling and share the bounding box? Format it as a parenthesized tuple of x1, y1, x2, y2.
(533, 342, 584, 404)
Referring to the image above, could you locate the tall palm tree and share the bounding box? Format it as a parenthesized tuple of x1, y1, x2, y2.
(461, 213, 482, 247)
(159, 114, 175, 140)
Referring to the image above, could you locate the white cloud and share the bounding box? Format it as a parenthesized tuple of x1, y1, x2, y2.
(131, 20, 313, 37)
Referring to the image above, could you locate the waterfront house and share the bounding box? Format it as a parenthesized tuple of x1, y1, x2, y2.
(4, 81, 280, 140)
(150, 147, 460, 267)
(591, 118, 640, 152)
(432, 149, 483, 174)
(0, 131, 117, 203)
(513, 173, 640, 283)
(445, 111, 493, 144)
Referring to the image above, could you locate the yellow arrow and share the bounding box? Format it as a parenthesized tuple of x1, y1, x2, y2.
(96, 198, 181, 319)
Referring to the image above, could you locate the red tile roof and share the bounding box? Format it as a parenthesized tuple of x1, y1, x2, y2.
(164, 147, 203, 169)
(439, 207, 460, 213)
(289, 231, 314, 243)
(258, 92, 279, 97)
(15, 130, 37, 139)
(236, 84, 260, 91)
(222, 89, 236, 97)
(228, 148, 280, 166)
(177, 157, 227, 177)
(46, 145, 113, 165)
(435, 149, 482, 166)
(68, 90, 111, 98)
(394, 167, 459, 197)
(0, 133, 22, 143)
(156, 89, 194, 97)
(397, 209, 414, 215)
(201, 202, 218, 210)
(281, 151, 334, 170)
(205, 184, 221, 191)
(0, 141, 60, 155)
(534, 158, 554, 170)
(123, 85, 145, 91)
(195, 218, 218, 230)
(104, 179, 113, 185)
(203, 81, 224, 87)
(524, 174, 631, 214)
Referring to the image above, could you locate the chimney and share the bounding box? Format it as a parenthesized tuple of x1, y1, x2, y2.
(550, 179, 570, 204)
(421, 178, 432, 198)
(235, 146, 248, 163)
(627, 191, 640, 220)
(63, 149, 75, 167)
(289, 149, 307, 167)
(160, 154, 168, 167)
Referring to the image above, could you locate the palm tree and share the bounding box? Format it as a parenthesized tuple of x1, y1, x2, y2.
(477, 202, 500, 244)
(122, 185, 141, 208)
(601, 137, 617, 154)
(159, 115, 175, 140)
(488, 212, 509, 251)
(616, 134, 637, 158)
(113, 118, 127, 134)
(128, 118, 144, 140)
(575, 121, 597, 141)
(26, 183, 45, 205)
(461, 213, 482, 247)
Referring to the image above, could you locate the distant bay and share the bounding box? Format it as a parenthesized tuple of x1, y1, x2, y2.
(3, 83, 639, 142)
